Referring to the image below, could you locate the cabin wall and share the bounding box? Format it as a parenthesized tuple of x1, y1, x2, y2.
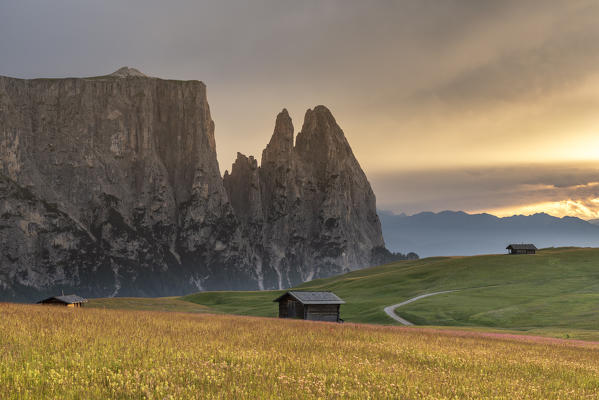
(305, 304, 340, 322)
(278, 297, 305, 319)
(39, 299, 68, 306)
(277, 295, 342, 322)
(286, 300, 304, 318)
(278, 301, 288, 318)
(38, 300, 83, 307)
(509, 249, 536, 255)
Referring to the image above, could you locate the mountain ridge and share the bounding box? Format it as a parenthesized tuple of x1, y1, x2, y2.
(0, 68, 386, 300)
(223, 106, 385, 288)
(380, 210, 599, 257)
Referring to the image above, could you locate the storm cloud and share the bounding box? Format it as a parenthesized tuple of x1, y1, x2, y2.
(372, 162, 599, 218)
(2, 1, 599, 217)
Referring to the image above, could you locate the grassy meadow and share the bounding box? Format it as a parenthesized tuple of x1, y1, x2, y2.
(176, 248, 599, 340)
(2, 303, 599, 399)
(86, 296, 212, 313)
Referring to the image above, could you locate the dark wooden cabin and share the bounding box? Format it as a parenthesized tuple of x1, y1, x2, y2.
(273, 291, 345, 322)
(37, 294, 88, 307)
(506, 244, 537, 255)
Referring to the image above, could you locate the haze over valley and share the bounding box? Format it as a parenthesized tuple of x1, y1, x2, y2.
(380, 210, 599, 257)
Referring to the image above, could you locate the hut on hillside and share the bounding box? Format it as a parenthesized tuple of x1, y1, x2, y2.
(273, 291, 345, 322)
(506, 244, 537, 255)
(37, 294, 88, 307)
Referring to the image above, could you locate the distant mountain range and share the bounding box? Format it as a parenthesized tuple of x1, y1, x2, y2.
(379, 210, 599, 257)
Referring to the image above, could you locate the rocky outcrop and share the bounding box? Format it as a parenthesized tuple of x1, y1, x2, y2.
(224, 106, 385, 288)
(0, 69, 386, 301)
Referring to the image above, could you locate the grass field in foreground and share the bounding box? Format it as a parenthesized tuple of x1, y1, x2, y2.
(180, 248, 599, 340)
(2, 303, 599, 399)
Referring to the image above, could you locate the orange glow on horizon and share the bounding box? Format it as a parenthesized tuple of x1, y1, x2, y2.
(478, 198, 599, 220)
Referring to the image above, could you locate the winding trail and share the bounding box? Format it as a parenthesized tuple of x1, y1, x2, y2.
(384, 290, 458, 325)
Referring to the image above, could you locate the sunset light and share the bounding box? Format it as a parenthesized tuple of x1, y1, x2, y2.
(3, 2, 599, 399)
(482, 197, 599, 220)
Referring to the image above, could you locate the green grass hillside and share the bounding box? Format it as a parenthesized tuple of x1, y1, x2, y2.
(87, 297, 213, 313)
(179, 248, 599, 338)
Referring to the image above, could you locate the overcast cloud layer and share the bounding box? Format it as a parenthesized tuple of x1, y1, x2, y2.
(371, 162, 599, 218)
(1, 1, 599, 217)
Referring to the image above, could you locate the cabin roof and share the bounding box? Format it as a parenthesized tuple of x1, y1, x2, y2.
(37, 294, 88, 304)
(506, 244, 537, 250)
(273, 291, 345, 304)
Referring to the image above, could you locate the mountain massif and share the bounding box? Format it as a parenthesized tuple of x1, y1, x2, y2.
(0, 67, 386, 301)
(380, 210, 599, 257)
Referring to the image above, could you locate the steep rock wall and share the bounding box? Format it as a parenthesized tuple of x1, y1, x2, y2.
(0, 69, 387, 300)
(223, 107, 385, 288)
(0, 70, 257, 300)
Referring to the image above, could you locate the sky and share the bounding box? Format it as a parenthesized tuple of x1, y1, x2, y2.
(1, 1, 599, 218)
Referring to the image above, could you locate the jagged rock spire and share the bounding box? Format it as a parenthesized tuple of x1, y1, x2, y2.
(261, 108, 294, 166)
(227, 105, 385, 288)
(223, 152, 262, 225)
(295, 105, 355, 170)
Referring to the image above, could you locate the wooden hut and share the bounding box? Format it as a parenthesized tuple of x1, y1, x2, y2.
(506, 244, 537, 255)
(273, 291, 345, 322)
(37, 294, 88, 307)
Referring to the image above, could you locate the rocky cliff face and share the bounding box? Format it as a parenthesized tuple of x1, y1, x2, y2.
(0, 68, 386, 301)
(224, 107, 385, 288)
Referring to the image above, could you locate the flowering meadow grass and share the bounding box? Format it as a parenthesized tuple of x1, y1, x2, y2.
(1, 303, 599, 399)
(181, 248, 599, 341)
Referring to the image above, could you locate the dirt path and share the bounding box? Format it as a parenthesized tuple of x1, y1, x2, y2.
(383, 290, 458, 325)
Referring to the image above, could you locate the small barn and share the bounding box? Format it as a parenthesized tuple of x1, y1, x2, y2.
(273, 291, 345, 322)
(506, 244, 537, 255)
(37, 294, 88, 307)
